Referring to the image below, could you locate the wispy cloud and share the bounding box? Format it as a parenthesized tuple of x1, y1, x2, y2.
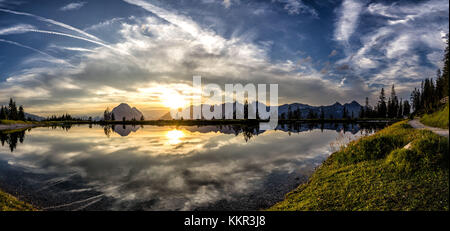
(278, 0, 318, 18)
(84, 17, 124, 31)
(335, 0, 448, 101)
(328, 50, 338, 57)
(334, 0, 364, 44)
(222, 0, 231, 9)
(60, 2, 86, 11)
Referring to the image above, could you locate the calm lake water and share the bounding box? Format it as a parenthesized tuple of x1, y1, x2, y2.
(0, 123, 386, 211)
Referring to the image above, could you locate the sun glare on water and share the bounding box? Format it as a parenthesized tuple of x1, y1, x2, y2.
(166, 129, 185, 145)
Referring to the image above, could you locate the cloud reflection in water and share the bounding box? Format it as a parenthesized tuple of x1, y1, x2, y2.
(0, 124, 380, 210)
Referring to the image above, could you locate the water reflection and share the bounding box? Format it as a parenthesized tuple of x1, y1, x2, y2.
(166, 130, 185, 145)
(95, 122, 385, 141)
(0, 130, 26, 152)
(0, 123, 386, 211)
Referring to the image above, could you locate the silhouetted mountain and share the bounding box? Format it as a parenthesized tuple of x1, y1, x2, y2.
(111, 103, 144, 121)
(279, 100, 361, 119)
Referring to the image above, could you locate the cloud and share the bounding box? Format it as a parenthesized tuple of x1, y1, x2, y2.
(222, 0, 231, 9)
(328, 50, 338, 57)
(336, 0, 449, 102)
(60, 2, 86, 11)
(84, 17, 124, 31)
(278, 0, 318, 18)
(334, 0, 364, 44)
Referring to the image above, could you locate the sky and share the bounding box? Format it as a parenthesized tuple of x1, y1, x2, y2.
(0, 0, 448, 118)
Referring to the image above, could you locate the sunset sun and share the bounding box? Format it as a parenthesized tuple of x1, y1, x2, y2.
(160, 91, 189, 109)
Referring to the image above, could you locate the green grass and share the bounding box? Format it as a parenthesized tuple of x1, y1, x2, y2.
(268, 121, 449, 211)
(420, 103, 449, 129)
(0, 190, 36, 211)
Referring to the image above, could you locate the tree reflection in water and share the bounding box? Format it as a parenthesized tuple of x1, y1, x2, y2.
(0, 129, 26, 152)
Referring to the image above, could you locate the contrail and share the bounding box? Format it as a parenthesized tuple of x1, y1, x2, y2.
(0, 8, 102, 42)
(41, 194, 104, 210)
(27, 29, 112, 48)
(30, 29, 129, 54)
(0, 38, 73, 66)
(73, 198, 103, 211)
(11, 28, 128, 54)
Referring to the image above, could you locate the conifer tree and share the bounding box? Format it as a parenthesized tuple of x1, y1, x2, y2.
(377, 88, 387, 118)
(403, 100, 411, 116)
(8, 98, 18, 120)
(18, 106, 25, 121)
(441, 34, 449, 97)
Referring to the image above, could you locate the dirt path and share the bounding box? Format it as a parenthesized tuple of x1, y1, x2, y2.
(408, 119, 449, 137)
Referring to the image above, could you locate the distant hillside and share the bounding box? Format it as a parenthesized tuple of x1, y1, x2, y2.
(24, 112, 45, 121)
(159, 101, 362, 120)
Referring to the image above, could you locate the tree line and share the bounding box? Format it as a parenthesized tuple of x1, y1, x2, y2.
(410, 36, 449, 114)
(280, 107, 321, 120)
(43, 114, 86, 121)
(0, 98, 26, 121)
(360, 85, 411, 119)
(361, 35, 449, 118)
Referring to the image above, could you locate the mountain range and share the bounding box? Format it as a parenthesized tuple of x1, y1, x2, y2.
(20, 101, 363, 121)
(160, 101, 363, 120)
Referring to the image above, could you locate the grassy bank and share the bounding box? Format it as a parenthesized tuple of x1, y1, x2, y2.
(0, 190, 36, 211)
(269, 121, 449, 211)
(420, 103, 449, 129)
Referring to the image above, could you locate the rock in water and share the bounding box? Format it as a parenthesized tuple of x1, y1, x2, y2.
(111, 103, 144, 121)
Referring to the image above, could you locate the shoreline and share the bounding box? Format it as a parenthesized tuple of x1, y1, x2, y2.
(0, 123, 39, 132)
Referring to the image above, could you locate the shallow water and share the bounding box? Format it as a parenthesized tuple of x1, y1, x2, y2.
(0, 123, 384, 210)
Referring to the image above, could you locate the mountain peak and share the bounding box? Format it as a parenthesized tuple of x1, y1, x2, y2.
(117, 103, 131, 108)
(345, 100, 361, 107)
(112, 103, 143, 121)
